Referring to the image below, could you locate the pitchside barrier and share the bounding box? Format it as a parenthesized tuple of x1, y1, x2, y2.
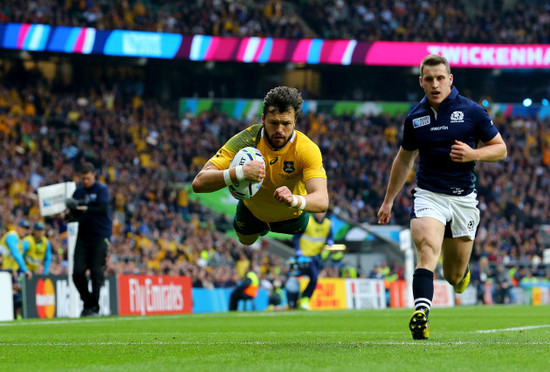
(18, 277, 387, 318)
(0, 271, 14, 321)
(14, 276, 550, 319)
(23, 274, 118, 318)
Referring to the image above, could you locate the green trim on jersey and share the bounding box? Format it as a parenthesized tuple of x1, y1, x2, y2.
(223, 124, 262, 154)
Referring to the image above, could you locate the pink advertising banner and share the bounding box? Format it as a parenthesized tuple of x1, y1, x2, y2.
(366, 42, 550, 68)
(3, 23, 550, 68)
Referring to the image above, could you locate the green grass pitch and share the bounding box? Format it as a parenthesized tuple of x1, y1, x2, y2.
(1, 305, 549, 371)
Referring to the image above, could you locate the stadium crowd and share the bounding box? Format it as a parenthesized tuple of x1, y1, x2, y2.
(0, 0, 310, 39)
(1, 74, 549, 293)
(1, 0, 548, 43)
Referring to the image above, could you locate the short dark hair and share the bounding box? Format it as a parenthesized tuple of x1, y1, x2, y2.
(420, 54, 451, 77)
(80, 162, 95, 174)
(262, 86, 303, 120)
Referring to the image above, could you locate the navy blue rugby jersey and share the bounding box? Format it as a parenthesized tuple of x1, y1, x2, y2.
(401, 86, 499, 196)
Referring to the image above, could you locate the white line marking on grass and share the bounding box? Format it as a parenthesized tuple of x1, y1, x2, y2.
(2, 341, 550, 347)
(476, 325, 550, 333)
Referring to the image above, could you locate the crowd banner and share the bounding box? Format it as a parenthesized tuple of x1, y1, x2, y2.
(0, 272, 14, 321)
(300, 278, 347, 310)
(118, 274, 192, 316)
(346, 279, 386, 309)
(22, 274, 118, 318)
(37, 182, 76, 217)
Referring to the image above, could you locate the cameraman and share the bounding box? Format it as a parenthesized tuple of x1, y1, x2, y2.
(66, 162, 112, 317)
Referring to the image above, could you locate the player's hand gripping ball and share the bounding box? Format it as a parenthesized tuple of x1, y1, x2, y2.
(228, 147, 265, 200)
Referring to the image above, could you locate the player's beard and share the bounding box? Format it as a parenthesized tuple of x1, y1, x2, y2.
(264, 127, 292, 150)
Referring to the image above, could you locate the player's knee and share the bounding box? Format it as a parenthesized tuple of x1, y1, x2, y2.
(416, 246, 439, 269)
(237, 233, 259, 246)
(444, 271, 462, 286)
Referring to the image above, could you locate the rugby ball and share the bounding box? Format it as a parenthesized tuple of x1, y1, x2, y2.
(228, 147, 264, 200)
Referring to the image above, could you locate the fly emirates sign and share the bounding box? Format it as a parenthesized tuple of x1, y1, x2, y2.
(118, 275, 192, 316)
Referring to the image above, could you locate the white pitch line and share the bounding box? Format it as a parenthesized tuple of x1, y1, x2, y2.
(476, 325, 550, 333)
(1, 341, 550, 347)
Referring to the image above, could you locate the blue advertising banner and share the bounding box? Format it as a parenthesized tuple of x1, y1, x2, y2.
(192, 288, 270, 313)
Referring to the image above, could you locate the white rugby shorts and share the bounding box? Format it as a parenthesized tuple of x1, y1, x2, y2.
(411, 187, 480, 240)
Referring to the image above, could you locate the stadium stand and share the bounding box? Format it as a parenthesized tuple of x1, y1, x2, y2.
(1, 0, 549, 304)
(1, 0, 548, 42)
(0, 74, 548, 290)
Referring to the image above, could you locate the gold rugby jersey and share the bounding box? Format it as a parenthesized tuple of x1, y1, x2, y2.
(209, 124, 326, 223)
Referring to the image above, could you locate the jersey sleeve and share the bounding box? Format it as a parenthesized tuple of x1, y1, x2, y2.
(474, 106, 499, 142)
(209, 124, 262, 170)
(99, 184, 110, 202)
(401, 116, 417, 151)
(301, 142, 327, 181)
(44, 241, 52, 275)
(6, 234, 28, 273)
(21, 239, 30, 255)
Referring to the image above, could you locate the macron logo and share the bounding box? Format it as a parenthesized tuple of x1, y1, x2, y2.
(412, 115, 431, 128)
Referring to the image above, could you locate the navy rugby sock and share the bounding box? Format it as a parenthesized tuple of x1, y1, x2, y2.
(412, 268, 434, 315)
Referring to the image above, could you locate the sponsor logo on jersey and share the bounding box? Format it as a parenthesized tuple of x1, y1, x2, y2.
(283, 161, 295, 173)
(450, 111, 464, 123)
(450, 187, 465, 194)
(412, 115, 431, 128)
(430, 126, 449, 131)
(270, 157, 278, 165)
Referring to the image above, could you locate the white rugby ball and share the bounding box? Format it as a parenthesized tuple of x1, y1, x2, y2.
(228, 147, 264, 200)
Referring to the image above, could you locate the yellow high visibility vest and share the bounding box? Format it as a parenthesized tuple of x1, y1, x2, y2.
(1, 230, 23, 271)
(299, 215, 331, 256)
(22, 235, 49, 272)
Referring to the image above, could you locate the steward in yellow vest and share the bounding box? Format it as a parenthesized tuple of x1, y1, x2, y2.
(1, 220, 32, 278)
(292, 212, 334, 310)
(22, 222, 52, 274)
(229, 270, 259, 311)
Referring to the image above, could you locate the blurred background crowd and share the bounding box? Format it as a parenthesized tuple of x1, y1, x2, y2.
(1, 0, 548, 43)
(1, 0, 550, 305)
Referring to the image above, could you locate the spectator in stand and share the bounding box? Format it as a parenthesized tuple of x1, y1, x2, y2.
(2, 0, 549, 43)
(492, 263, 513, 304)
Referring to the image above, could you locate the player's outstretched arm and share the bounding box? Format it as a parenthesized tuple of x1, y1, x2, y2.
(378, 147, 418, 224)
(192, 161, 265, 193)
(192, 162, 228, 193)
